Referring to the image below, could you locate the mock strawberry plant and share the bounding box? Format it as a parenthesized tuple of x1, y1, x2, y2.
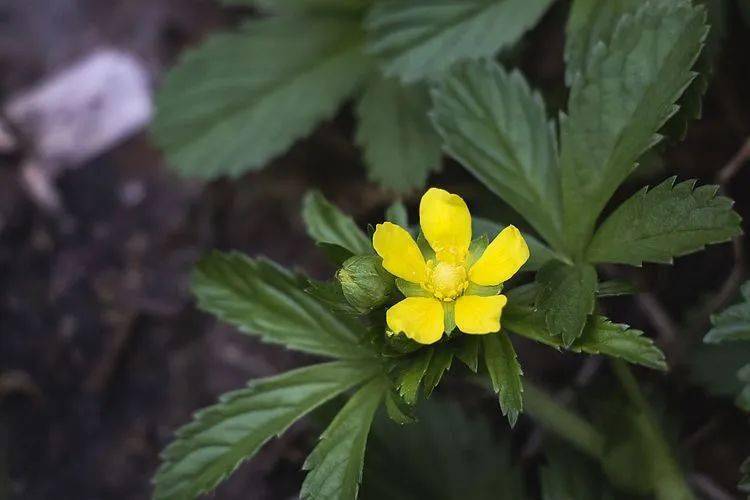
(153, 0, 744, 499)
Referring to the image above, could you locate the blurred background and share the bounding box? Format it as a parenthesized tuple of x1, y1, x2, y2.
(0, 1, 749, 499)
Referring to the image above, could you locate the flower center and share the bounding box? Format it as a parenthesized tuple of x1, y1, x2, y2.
(423, 260, 468, 301)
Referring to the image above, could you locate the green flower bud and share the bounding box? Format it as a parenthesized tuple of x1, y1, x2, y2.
(337, 255, 395, 313)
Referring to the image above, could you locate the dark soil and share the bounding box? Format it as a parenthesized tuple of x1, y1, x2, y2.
(0, 1, 748, 499)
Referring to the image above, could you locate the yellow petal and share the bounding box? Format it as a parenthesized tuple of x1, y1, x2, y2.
(419, 188, 472, 264)
(455, 294, 508, 334)
(386, 297, 445, 345)
(373, 222, 427, 283)
(468, 225, 529, 286)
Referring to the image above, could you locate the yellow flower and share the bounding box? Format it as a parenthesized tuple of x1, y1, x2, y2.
(373, 188, 529, 344)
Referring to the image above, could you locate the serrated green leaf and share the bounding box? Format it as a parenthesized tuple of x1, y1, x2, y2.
(366, 0, 554, 83)
(301, 376, 386, 500)
(576, 317, 667, 371)
(432, 61, 563, 248)
(587, 177, 741, 265)
(395, 348, 434, 405)
(193, 252, 373, 359)
(565, 0, 714, 143)
(471, 217, 562, 272)
(453, 335, 480, 372)
(422, 346, 454, 397)
(153, 361, 379, 500)
(560, 0, 708, 256)
(535, 262, 597, 346)
(385, 201, 409, 227)
(384, 387, 417, 425)
(356, 78, 442, 192)
(482, 333, 523, 427)
(362, 399, 526, 500)
(504, 301, 664, 370)
(704, 282, 750, 344)
(153, 15, 372, 178)
(564, 0, 643, 85)
(302, 190, 372, 256)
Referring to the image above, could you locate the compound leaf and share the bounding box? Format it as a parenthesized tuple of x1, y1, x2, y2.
(153, 15, 371, 178)
(193, 252, 373, 359)
(560, 0, 708, 256)
(587, 177, 741, 266)
(153, 361, 380, 500)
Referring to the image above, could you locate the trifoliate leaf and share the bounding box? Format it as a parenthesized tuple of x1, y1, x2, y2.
(587, 177, 741, 266)
(471, 217, 562, 272)
(153, 361, 380, 500)
(535, 262, 597, 346)
(153, 15, 371, 178)
(432, 61, 563, 248)
(482, 333, 523, 427)
(355, 77, 442, 192)
(362, 399, 526, 500)
(559, 0, 708, 255)
(302, 190, 373, 256)
(704, 282, 750, 344)
(366, 0, 555, 83)
(193, 252, 373, 359)
(576, 317, 667, 371)
(301, 377, 386, 500)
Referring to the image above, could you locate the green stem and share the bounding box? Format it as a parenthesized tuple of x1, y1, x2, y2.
(610, 361, 695, 500)
(523, 381, 605, 459)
